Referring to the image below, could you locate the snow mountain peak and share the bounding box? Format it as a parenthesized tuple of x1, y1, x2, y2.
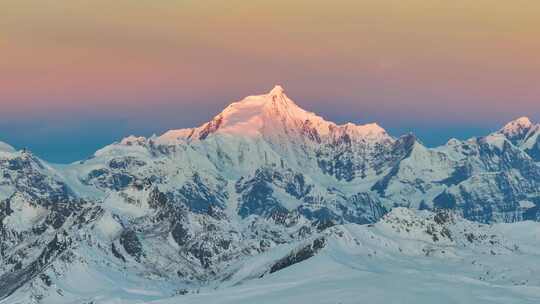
(157, 85, 391, 144)
(498, 116, 537, 144)
(268, 84, 285, 97)
(515, 116, 532, 125)
(501, 116, 533, 133)
(4, 88, 540, 304)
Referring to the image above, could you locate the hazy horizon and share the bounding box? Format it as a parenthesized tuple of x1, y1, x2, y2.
(0, 85, 511, 163)
(2, 0, 538, 162)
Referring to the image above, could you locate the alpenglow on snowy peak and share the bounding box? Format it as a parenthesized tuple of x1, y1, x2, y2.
(157, 85, 389, 144)
(499, 116, 534, 142)
(2, 85, 540, 304)
(495, 116, 540, 160)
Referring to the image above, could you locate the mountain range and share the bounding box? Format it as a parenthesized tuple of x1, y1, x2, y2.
(1, 86, 540, 303)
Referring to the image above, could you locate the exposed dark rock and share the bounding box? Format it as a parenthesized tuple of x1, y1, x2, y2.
(198, 116, 223, 140)
(119, 230, 144, 262)
(269, 237, 326, 274)
(0, 232, 71, 301)
(109, 157, 147, 170)
(180, 173, 228, 214)
(437, 164, 472, 186)
(171, 223, 190, 247)
(236, 170, 288, 218)
(111, 243, 126, 262)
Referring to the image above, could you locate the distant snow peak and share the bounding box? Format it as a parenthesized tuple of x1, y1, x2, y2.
(0, 141, 16, 153)
(342, 122, 386, 137)
(499, 116, 535, 144)
(268, 85, 285, 97)
(154, 85, 393, 144)
(120, 136, 146, 146)
(500, 116, 533, 135)
(515, 116, 532, 126)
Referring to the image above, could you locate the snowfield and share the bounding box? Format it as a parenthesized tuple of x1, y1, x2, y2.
(7, 208, 540, 304)
(145, 209, 540, 304)
(2, 86, 540, 303)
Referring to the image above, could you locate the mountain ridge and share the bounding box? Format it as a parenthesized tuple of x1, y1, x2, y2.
(156, 85, 389, 145)
(1, 85, 540, 303)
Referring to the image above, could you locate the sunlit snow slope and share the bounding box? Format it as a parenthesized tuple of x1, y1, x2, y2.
(2, 86, 540, 303)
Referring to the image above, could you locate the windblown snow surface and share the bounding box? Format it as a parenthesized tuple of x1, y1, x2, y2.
(5, 208, 539, 304)
(149, 209, 540, 304)
(3, 86, 540, 303)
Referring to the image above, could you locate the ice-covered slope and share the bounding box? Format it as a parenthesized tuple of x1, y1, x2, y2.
(157, 85, 389, 144)
(85, 208, 540, 304)
(61, 87, 540, 224)
(375, 118, 540, 222)
(0, 145, 74, 201)
(499, 117, 535, 144)
(497, 117, 540, 161)
(2, 86, 540, 303)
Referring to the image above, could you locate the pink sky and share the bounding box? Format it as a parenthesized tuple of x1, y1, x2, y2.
(1, 0, 539, 161)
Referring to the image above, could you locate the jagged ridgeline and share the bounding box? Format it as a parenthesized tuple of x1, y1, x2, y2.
(1, 86, 540, 303)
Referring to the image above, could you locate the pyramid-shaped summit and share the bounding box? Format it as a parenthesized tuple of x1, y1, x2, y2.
(157, 85, 389, 143)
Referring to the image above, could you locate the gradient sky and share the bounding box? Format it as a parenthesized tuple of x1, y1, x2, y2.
(1, 0, 539, 163)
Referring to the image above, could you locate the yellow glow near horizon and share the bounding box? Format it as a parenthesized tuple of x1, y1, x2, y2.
(1, 0, 539, 118)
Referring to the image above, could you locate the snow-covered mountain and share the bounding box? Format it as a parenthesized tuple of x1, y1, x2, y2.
(150, 208, 540, 304)
(498, 116, 540, 161)
(1, 86, 540, 303)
